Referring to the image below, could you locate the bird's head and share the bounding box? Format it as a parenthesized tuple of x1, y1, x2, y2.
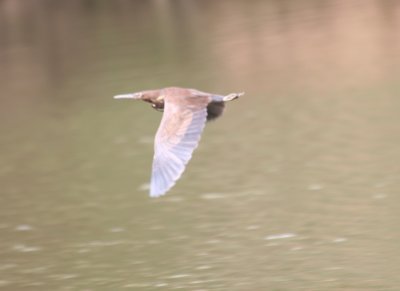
(113, 90, 165, 111)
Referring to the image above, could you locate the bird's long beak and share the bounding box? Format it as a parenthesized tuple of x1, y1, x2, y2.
(113, 93, 142, 99)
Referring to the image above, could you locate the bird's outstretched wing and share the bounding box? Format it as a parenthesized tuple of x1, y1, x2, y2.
(150, 95, 210, 197)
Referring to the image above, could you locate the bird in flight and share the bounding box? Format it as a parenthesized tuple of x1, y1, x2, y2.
(114, 87, 243, 197)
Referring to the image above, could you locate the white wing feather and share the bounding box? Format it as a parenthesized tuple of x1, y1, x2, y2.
(150, 101, 208, 197)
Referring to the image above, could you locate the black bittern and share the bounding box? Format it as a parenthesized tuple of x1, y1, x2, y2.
(114, 87, 243, 197)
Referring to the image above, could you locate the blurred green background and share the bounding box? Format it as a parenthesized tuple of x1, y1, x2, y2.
(0, 0, 399, 290)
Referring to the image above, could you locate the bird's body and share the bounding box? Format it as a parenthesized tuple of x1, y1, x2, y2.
(114, 87, 242, 197)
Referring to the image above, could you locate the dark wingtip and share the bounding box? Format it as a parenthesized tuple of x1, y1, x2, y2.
(206, 102, 225, 121)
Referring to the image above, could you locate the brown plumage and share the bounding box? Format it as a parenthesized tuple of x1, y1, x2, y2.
(114, 87, 243, 197)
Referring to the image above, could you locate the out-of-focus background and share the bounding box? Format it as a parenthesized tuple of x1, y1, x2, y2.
(1, 0, 399, 290)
